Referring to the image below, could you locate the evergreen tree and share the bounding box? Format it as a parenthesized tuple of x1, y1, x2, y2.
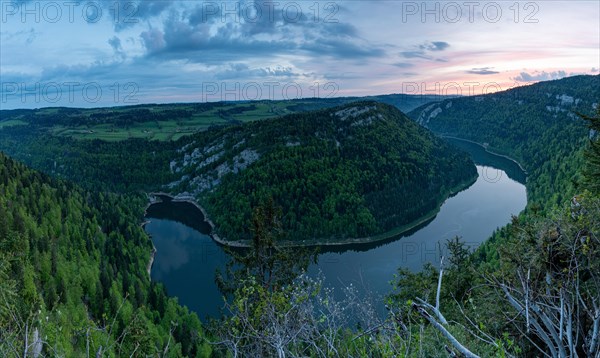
(582, 106, 600, 193)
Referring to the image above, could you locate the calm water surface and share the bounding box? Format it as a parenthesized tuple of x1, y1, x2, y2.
(145, 139, 527, 319)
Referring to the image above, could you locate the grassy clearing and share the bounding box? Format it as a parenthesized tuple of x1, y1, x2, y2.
(0, 119, 28, 128)
(0, 99, 359, 141)
(48, 104, 283, 141)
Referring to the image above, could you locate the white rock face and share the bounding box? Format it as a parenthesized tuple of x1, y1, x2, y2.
(428, 107, 442, 119)
(177, 141, 195, 153)
(556, 94, 574, 106)
(167, 143, 261, 195)
(169, 160, 178, 173)
(197, 151, 224, 169)
(417, 103, 438, 125)
(350, 114, 384, 127)
(546, 106, 564, 113)
(171, 139, 226, 173)
(333, 106, 375, 121)
(166, 175, 189, 189)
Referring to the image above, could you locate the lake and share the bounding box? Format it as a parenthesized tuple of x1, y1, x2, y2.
(144, 137, 527, 319)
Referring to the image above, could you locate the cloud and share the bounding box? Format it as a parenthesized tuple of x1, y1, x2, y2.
(139, 5, 386, 63)
(400, 41, 450, 61)
(112, 1, 174, 31)
(513, 70, 568, 82)
(0, 71, 35, 87)
(39, 61, 125, 82)
(400, 51, 430, 59)
(140, 28, 166, 53)
(466, 67, 499, 75)
(392, 62, 415, 68)
(108, 36, 121, 51)
(108, 36, 126, 60)
(1, 28, 39, 44)
(214, 64, 310, 80)
(419, 41, 450, 52)
(592, 67, 599, 73)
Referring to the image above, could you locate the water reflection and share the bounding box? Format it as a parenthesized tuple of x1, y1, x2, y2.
(145, 140, 528, 320)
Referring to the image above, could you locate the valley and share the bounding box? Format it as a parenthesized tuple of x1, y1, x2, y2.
(0, 95, 449, 141)
(1, 75, 599, 356)
(2, 1, 599, 355)
(145, 141, 527, 320)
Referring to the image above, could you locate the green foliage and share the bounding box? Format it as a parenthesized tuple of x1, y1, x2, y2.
(0, 99, 476, 246)
(485, 193, 600, 356)
(0, 131, 178, 192)
(175, 102, 476, 242)
(0, 96, 445, 142)
(0, 153, 210, 356)
(398, 80, 600, 356)
(386, 238, 524, 357)
(409, 74, 600, 209)
(2, 76, 598, 356)
(0, 102, 475, 243)
(582, 105, 600, 193)
(216, 198, 316, 296)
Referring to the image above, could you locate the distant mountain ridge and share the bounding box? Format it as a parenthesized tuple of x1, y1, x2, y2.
(0, 94, 452, 141)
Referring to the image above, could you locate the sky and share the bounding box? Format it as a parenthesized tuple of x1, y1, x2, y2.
(1, 0, 599, 109)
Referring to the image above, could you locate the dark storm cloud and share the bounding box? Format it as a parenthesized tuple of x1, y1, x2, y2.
(467, 67, 499, 75)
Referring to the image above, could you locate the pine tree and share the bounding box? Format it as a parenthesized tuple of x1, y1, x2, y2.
(582, 106, 600, 193)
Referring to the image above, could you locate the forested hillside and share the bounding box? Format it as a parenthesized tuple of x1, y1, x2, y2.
(0, 77, 599, 357)
(0, 95, 447, 142)
(0, 153, 211, 356)
(389, 106, 600, 357)
(169, 102, 477, 242)
(210, 104, 600, 357)
(0, 101, 477, 244)
(409, 75, 600, 208)
(0, 98, 449, 193)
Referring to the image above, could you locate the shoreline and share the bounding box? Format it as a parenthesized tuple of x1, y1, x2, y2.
(147, 245, 156, 278)
(146, 173, 477, 249)
(440, 135, 528, 175)
(141, 219, 157, 279)
(147, 192, 249, 248)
